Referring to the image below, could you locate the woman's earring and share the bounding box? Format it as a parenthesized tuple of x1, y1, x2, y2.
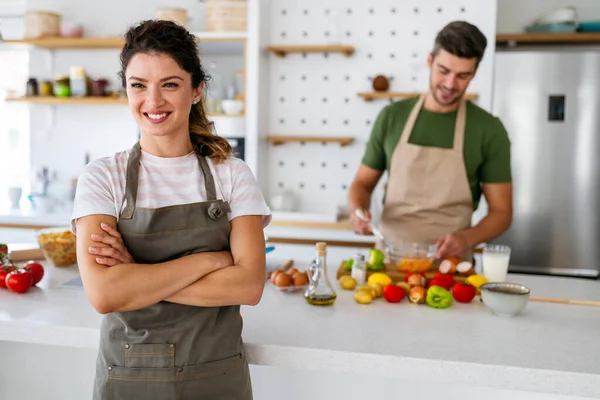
(193, 99, 199, 105)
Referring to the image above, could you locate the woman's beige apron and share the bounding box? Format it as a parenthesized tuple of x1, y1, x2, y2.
(380, 94, 473, 261)
(93, 142, 252, 400)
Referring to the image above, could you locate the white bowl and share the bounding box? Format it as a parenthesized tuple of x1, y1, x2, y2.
(221, 100, 244, 115)
(481, 282, 530, 317)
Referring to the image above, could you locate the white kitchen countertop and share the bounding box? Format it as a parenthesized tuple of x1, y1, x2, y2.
(1, 258, 599, 397)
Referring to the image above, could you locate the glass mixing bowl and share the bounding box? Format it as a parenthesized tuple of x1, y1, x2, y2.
(386, 241, 437, 272)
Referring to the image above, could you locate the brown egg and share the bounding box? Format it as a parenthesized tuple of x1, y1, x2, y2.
(270, 270, 282, 283)
(274, 272, 293, 287)
(292, 271, 309, 287)
(287, 267, 298, 276)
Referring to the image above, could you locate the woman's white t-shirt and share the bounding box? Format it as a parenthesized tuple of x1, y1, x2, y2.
(70, 149, 272, 233)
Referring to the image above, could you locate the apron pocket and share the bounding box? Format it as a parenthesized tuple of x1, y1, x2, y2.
(107, 365, 178, 400)
(180, 353, 252, 400)
(125, 343, 175, 368)
(106, 343, 178, 400)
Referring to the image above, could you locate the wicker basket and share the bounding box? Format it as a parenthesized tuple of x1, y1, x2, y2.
(204, 0, 247, 32)
(24, 10, 61, 39)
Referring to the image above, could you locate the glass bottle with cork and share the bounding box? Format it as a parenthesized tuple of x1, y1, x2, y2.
(304, 242, 337, 305)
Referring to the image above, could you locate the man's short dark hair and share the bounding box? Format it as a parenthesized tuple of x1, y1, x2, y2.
(432, 21, 488, 67)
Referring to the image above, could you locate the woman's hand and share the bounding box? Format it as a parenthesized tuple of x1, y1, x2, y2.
(89, 223, 135, 266)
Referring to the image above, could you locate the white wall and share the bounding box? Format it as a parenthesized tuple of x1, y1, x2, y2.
(258, 0, 498, 218)
(23, 0, 243, 204)
(497, 0, 600, 33)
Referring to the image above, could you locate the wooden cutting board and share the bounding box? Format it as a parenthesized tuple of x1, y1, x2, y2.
(7, 243, 45, 262)
(336, 260, 469, 283)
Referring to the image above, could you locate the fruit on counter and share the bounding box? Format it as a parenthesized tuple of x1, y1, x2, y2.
(451, 282, 477, 303)
(23, 261, 44, 286)
(426, 286, 453, 309)
(366, 248, 385, 271)
(465, 274, 488, 294)
(343, 258, 354, 271)
(356, 285, 377, 298)
(354, 290, 373, 304)
(338, 275, 357, 290)
(408, 287, 427, 304)
(382, 284, 405, 303)
(369, 282, 383, 298)
(406, 271, 426, 288)
(367, 272, 392, 287)
(0, 264, 17, 289)
(456, 261, 474, 276)
(427, 276, 453, 291)
(396, 281, 411, 293)
(433, 272, 454, 288)
(5, 269, 33, 294)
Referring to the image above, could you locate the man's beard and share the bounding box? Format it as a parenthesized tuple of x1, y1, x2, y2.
(429, 83, 463, 107)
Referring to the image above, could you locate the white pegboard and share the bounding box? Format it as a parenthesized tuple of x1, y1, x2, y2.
(263, 0, 498, 217)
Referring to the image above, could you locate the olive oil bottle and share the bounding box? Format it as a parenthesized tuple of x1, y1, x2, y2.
(304, 242, 337, 305)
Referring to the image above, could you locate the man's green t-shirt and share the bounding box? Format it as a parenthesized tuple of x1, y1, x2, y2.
(362, 97, 511, 210)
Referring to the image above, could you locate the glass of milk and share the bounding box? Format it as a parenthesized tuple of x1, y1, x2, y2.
(482, 245, 511, 282)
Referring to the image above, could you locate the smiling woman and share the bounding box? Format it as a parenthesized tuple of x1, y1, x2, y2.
(70, 19, 271, 400)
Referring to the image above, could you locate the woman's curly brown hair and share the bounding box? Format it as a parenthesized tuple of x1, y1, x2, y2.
(119, 19, 232, 163)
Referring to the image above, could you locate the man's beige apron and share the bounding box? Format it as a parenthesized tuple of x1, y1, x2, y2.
(92, 142, 252, 400)
(380, 94, 473, 261)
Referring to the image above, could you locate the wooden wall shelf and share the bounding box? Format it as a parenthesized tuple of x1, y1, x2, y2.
(357, 92, 479, 102)
(267, 45, 355, 57)
(496, 32, 600, 46)
(4, 32, 247, 49)
(6, 96, 128, 104)
(267, 136, 354, 147)
(4, 97, 245, 118)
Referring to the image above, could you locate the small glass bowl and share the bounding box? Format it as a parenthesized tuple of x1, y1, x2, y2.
(34, 227, 77, 267)
(386, 241, 437, 272)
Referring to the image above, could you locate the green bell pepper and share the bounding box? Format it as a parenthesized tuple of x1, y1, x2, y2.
(343, 258, 354, 272)
(366, 248, 385, 271)
(426, 285, 453, 309)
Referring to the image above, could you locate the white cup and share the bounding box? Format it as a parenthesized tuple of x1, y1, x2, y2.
(482, 244, 511, 282)
(8, 187, 22, 208)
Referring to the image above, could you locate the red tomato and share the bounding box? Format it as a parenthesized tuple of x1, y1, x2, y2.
(23, 261, 44, 285)
(428, 278, 452, 291)
(382, 284, 405, 303)
(452, 283, 477, 303)
(5, 270, 33, 294)
(0, 265, 17, 289)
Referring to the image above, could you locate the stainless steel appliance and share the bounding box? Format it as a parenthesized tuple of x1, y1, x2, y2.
(491, 48, 600, 279)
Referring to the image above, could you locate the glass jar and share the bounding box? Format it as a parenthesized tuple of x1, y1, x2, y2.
(26, 78, 38, 96)
(304, 242, 337, 305)
(54, 76, 70, 97)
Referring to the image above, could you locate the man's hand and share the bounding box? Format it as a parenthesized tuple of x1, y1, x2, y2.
(350, 209, 373, 236)
(435, 233, 470, 260)
(88, 223, 135, 266)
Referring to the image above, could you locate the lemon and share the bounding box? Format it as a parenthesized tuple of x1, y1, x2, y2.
(466, 274, 488, 293)
(367, 272, 392, 287)
(339, 275, 357, 290)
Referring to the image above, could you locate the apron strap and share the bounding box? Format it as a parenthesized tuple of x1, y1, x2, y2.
(196, 153, 218, 201)
(452, 99, 467, 152)
(120, 141, 142, 220)
(399, 95, 426, 145)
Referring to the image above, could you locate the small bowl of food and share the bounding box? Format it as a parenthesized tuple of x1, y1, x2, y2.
(386, 241, 437, 272)
(480, 282, 530, 317)
(268, 267, 310, 293)
(35, 227, 77, 267)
